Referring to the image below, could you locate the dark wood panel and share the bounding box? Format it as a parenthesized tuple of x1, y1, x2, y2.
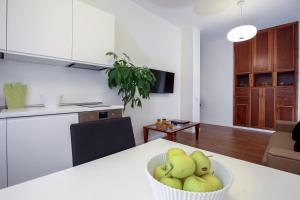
(175, 124, 270, 164)
(264, 88, 275, 129)
(108, 109, 123, 119)
(254, 73, 273, 87)
(235, 104, 249, 126)
(235, 40, 252, 74)
(235, 87, 249, 97)
(251, 88, 260, 127)
(277, 96, 295, 106)
(277, 106, 295, 121)
(235, 97, 249, 104)
(236, 74, 249, 87)
(274, 23, 296, 71)
(277, 72, 295, 86)
(79, 111, 100, 122)
(277, 86, 295, 96)
(253, 30, 273, 72)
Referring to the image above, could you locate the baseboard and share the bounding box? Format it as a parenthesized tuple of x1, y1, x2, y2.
(200, 121, 274, 134)
(233, 126, 274, 134)
(200, 120, 233, 128)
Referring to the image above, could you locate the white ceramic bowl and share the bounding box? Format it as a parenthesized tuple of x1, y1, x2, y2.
(146, 153, 233, 200)
(41, 95, 63, 109)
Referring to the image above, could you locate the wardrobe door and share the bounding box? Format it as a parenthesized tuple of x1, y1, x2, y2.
(263, 88, 275, 129)
(277, 87, 296, 121)
(235, 96, 250, 126)
(277, 107, 295, 121)
(251, 88, 260, 128)
(234, 40, 252, 74)
(274, 23, 297, 72)
(253, 29, 273, 72)
(235, 104, 249, 126)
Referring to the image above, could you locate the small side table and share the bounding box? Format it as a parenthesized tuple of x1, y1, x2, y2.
(143, 122, 200, 143)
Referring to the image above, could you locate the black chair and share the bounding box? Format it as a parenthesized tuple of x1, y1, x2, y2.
(70, 117, 136, 166)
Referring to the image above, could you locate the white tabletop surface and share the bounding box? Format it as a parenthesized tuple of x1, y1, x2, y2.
(0, 139, 299, 200)
(0, 105, 124, 119)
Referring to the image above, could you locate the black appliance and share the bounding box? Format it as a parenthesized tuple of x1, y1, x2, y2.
(150, 69, 175, 93)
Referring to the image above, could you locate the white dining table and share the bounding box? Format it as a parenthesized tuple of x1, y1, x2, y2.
(0, 138, 300, 200)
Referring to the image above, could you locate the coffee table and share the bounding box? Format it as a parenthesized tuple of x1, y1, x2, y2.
(143, 121, 200, 143)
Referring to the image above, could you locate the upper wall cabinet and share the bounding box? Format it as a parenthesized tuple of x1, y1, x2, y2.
(73, 0, 115, 66)
(252, 29, 273, 72)
(274, 23, 297, 72)
(0, 0, 6, 51)
(234, 40, 252, 74)
(7, 0, 73, 59)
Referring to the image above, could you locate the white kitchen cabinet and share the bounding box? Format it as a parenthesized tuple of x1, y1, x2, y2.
(7, 0, 72, 59)
(7, 114, 78, 186)
(73, 0, 115, 66)
(0, 0, 6, 51)
(0, 119, 7, 189)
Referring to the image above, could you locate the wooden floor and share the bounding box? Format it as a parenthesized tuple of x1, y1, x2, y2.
(174, 124, 271, 164)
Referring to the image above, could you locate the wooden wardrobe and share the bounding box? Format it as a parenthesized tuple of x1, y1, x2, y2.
(234, 22, 298, 130)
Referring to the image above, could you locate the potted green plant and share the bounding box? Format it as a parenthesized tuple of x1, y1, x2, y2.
(106, 52, 156, 109)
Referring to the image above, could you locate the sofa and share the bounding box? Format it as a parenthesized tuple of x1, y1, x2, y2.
(262, 120, 300, 175)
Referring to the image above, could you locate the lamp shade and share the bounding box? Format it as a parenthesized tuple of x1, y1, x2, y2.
(227, 25, 257, 42)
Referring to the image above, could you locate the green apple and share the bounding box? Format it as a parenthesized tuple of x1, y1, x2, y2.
(183, 175, 210, 192)
(167, 148, 186, 161)
(154, 165, 171, 180)
(160, 177, 183, 190)
(190, 151, 211, 176)
(169, 154, 196, 178)
(202, 174, 223, 192)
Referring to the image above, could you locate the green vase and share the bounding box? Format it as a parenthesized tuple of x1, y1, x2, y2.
(3, 83, 27, 109)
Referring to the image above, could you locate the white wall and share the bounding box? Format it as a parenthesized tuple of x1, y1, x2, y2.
(200, 31, 234, 127)
(0, 0, 182, 144)
(180, 26, 200, 122)
(82, 0, 182, 144)
(0, 60, 120, 106)
(192, 28, 201, 122)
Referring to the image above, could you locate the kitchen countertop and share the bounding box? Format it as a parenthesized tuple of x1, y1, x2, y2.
(0, 105, 124, 119)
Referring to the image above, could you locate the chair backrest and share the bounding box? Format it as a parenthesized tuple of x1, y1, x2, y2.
(70, 117, 136, 166)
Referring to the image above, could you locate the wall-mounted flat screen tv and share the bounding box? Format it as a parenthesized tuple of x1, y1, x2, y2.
(150, 69, 175, 93)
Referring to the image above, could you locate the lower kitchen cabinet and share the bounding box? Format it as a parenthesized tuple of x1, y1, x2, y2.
(7, 113, 78, 186)
(0, 119, 7, 189)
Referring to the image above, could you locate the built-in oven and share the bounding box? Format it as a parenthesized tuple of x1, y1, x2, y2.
(79, 109, 122, 123)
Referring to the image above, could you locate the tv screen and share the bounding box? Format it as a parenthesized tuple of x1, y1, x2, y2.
(150, 69, 175, 93)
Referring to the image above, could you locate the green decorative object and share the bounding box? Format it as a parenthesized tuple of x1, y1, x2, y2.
(3, 83, 27, 109)
(106, 52, 156, 110)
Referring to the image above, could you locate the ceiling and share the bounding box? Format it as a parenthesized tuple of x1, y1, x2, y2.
(131, 0, 300, 33)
